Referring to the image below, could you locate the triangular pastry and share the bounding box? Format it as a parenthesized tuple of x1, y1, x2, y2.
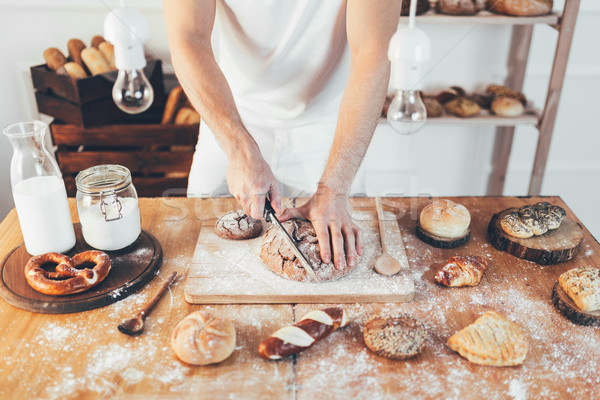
(447, 311, 528, 366)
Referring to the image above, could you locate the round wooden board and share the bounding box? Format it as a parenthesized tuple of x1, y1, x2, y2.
(552, 282, 600, 327)
(0, 224, 163, 314)
(416, 220, 470, 249)
(487, 208, 584, 265)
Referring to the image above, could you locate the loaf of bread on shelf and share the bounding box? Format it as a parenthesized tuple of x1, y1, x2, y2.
(491, 96, 524, 117)
(487, 0, 553, 16)
(43, 47, 68, 71)
(444, 97, 481, 118)
(436, 86, 466, 104)
(81, 47, 111, 75)
(438, 0, 485, 15)
(486, 84, 527, 105)
(424, 98, 443, 117)
(401, 0, 430, 15)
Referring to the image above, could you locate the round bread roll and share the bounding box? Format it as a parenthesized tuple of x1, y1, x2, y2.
(491, 96, 524, 118)
(488, 0, 552, 16)
(363, 313, 428, 360)
(419, 199, 471, 239)
(215, 210, 262, 240)
(171, 311, 236, 365)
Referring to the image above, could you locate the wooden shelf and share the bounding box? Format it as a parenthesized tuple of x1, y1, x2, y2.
(427, 109, 540, 126)
(399, 10, 560, 25)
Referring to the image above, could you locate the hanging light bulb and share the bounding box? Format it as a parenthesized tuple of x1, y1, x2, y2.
(104, 4, 154, 114)
(387, 0, 431, 135)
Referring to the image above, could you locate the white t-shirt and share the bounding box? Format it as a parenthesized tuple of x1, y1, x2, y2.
(188, 0, 364, 197)
(215, 0, 350, 128)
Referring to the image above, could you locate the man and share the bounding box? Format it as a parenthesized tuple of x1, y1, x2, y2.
(163, 0, 399, 271)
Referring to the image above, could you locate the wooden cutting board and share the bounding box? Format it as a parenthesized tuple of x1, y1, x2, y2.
(185, 209, 414, 304)
(0, 223, 163, 313)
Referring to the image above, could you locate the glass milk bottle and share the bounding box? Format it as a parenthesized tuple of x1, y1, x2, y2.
(3, 121, 76, 255)
(75, 165, 141, 251)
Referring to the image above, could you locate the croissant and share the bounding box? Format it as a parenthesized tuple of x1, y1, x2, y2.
(435, 256, 488, 287)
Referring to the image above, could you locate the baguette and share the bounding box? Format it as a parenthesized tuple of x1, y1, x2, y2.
(67, 39, 86, 67)
(81, 47, 111, 75)
(162, 86, 189, 124)
(174, 107, 200, 125)
(98, 41, 116, 70)
(90, 35, 106, 49)
(258, 307, 349, 360)
(63, 62, 87, 79)
(43, 47, 68, 71)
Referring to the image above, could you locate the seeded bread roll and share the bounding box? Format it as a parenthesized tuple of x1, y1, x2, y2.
(171, 311, 236, 365)
(438, 0, 485, 15)
(363, 313, 428, 360)
(419, 199, 471, 239)
(43, 47, 68, 71)
(424, 98, 443, 117)
(444, 97, 481, 118)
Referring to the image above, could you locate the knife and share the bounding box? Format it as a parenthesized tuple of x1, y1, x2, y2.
(264, 200, 321, 283)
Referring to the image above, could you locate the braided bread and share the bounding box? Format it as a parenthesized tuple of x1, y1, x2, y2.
(258, 307, 349, 360)
(501, 202, 566, 239)
(435, 256, 488, 287)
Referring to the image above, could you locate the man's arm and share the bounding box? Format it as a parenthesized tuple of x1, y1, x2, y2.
(162, 0, 282, 217)
(280, 0, 401, 270)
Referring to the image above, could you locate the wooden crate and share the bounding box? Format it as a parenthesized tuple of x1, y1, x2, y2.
(31, 60, 166, 127)
(51, 122, 198, 197)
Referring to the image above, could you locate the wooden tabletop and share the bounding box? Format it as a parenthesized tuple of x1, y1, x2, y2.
(0, 196, 599, 399)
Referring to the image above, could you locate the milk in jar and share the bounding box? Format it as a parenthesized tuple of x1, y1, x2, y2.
(3, 120, 76, 255)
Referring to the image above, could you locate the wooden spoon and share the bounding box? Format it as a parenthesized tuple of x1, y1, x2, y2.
(118, 271, 177, 335)
(374, 197, 403, 276)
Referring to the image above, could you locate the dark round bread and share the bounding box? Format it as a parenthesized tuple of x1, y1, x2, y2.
(260, 220, 357, 282)
(363, 313, 428, 360)
(214, 210, 262, 240)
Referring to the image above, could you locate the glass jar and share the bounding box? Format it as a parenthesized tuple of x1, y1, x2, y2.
(75, 165, 141, 251)
(3, 120, 76, 255)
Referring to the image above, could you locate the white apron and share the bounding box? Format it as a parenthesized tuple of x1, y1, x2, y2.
(187, 0, 365, 197)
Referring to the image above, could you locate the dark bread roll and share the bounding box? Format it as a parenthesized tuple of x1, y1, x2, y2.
(400, 0, 430, 15)
(487, 0, 553, 16)
(438, 0, 485, 15)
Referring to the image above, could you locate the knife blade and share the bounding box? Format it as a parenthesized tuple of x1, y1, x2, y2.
(264, 200, 321, 283)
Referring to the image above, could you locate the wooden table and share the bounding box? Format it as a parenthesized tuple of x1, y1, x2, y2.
(0, 197, 598, 399)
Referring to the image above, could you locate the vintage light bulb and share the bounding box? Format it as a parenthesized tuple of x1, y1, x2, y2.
(387, 89, 426, 135)
(112, 69, 154, 114)
(104, 5, 154, 114)
(387, 0, 431, 135)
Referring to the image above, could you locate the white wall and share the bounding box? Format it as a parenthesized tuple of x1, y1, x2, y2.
(0, 0, 598, 239)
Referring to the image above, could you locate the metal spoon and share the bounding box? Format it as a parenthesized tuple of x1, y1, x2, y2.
(374, 197, 403, 276)
(118, 271, 177, 335)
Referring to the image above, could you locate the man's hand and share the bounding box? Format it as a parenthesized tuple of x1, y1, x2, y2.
(279, 184, 363, 270)
(226, 149, 283, 220)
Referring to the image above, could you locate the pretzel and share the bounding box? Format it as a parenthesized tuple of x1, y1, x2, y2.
(25, 251, 111, 296)
(258, 307, 349, 360)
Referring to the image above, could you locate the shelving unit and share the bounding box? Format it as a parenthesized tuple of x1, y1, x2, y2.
(396, 1, 580, 196)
